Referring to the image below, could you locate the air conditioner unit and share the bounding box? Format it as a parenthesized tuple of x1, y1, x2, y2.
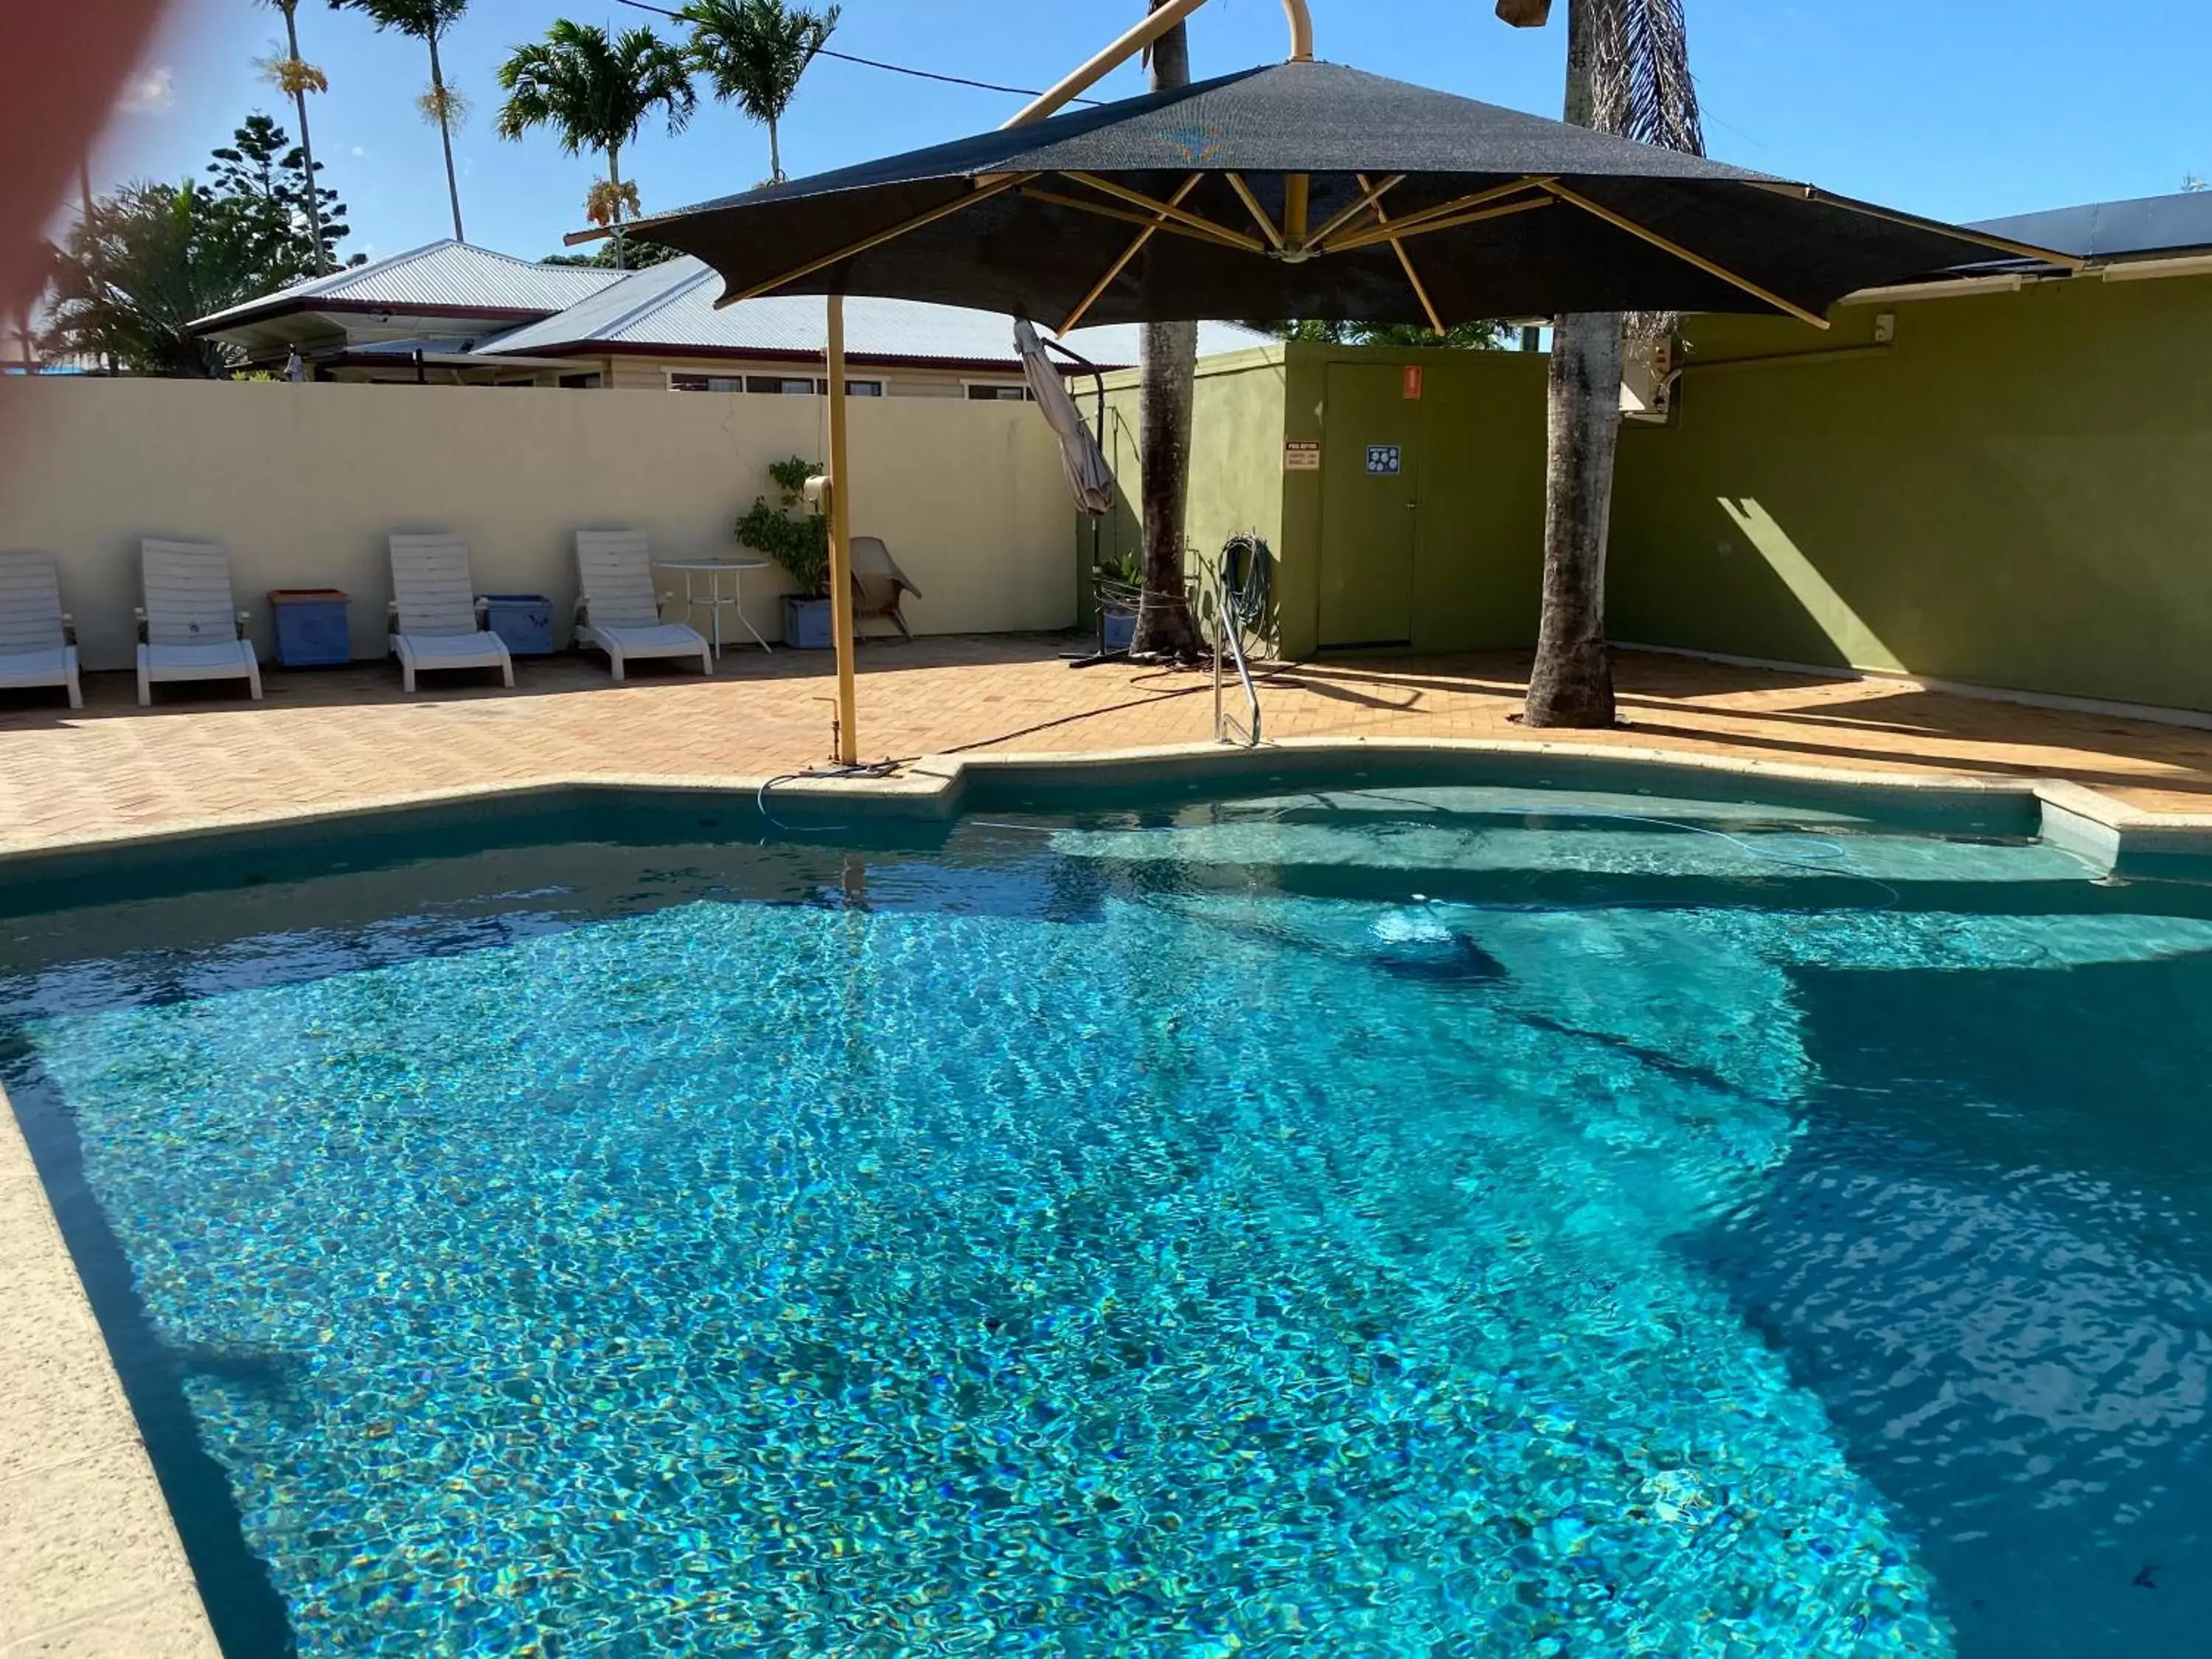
(1619, 335, 1674, 425)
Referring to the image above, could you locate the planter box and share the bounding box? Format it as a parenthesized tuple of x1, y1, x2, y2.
(783, 595, 834, 649)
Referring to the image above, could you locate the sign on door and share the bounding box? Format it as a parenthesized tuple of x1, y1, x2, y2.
(1366, 444, 1402, 476)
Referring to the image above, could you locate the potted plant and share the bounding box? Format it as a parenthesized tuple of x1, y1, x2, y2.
(1095, 549, 1142, 652)
(736, 455, 832, 647)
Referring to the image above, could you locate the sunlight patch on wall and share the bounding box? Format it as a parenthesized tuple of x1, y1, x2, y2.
(1719, 497, 1906, 673)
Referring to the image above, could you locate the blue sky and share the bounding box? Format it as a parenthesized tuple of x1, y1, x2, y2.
(97, 0, 2212, 268)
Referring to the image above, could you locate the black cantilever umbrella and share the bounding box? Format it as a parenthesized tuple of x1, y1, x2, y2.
(630, 59, 2073, 335)
(619, 56, 2073, 765)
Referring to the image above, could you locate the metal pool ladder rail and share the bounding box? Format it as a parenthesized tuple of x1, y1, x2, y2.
(1212, 585, 1262, 747)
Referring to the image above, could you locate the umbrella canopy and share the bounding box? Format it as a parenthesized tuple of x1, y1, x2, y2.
(633, 60, 2073, 334)
(1014, 319, 1116, 516)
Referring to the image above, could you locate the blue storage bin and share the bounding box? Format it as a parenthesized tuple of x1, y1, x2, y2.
(782, 595, 835, 650)
(268, 589, 352, 667)
(482, 594, 555, 656)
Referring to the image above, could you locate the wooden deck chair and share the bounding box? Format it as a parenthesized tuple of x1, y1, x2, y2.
(849, 536, 921, 641)
(386, 534, 513, 693)
(574, 530, 712, 681)
(137, 540, 261, 706)
(0, 552, 83, 709)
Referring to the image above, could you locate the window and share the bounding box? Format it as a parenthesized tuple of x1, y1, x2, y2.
(668, 372, 881, 396)
(559, 372, 602, 389)
(964, 382, 1032, 401)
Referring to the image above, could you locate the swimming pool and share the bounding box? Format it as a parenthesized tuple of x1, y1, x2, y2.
(4, 775, 2211, 1655)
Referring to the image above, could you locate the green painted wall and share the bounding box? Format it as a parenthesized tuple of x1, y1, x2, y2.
(1097, 347, 1290, 636)
(1613, 274, 2212, 714)
(1096, 341, 1551, 658)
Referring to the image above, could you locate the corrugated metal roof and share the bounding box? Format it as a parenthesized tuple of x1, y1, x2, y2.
(471, 257, 1272, 367)
(192, 241, 624, 332)
(1969, 192, 2212, 262)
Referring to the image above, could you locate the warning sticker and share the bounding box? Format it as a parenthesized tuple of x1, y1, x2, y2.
(1366, 445, 1402, 476)
(1284, 441, 1321, 471)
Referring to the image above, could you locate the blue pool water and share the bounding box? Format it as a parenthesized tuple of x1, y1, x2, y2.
(5, 783, 2212, 1656)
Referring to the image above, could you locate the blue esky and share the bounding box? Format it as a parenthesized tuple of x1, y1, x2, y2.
(95, 0, 2212, 268)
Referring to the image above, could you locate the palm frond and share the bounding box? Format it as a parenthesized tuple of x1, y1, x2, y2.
(496, 20, 695, 155)
(1589, 0, 1703, 154)
(680, 0, 839, 127)
(327, 0, 470, 43)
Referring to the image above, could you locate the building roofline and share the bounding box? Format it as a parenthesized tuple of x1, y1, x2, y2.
(471, 338, 1116, 374)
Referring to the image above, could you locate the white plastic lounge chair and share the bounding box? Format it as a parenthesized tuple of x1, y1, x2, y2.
(0, 552, 83, 709)
(573, 530, 712, 681)
(386, 534, 513, 693)
(849, 536, 921, 641)
(137, 540, 262, 706)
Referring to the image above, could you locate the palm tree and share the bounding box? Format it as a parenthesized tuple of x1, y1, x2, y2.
(42, 182, 265, 377)
(1130, 1, 1201, 661)
(678, 0, 839, 186)
(260, 1, 331, 274)
(1520, 0, 1702, 727)
(495, 21, 697, 271)
(330, 0, 471, 243)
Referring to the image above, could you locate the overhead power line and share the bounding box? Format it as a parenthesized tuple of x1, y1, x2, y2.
(613, 0, 1101, 105)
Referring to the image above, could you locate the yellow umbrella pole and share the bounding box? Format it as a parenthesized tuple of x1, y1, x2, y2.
(826, 293, 858, 764)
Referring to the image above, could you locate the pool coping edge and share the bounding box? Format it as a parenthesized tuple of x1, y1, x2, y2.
(0, 1078, 221, 1656)
(5, 737, 2210, 877)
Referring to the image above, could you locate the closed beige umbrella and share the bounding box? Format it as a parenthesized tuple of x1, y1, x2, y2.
(1014, 319, 1116, 516)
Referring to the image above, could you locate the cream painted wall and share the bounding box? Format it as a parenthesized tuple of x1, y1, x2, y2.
(0, 378, 1077, 672)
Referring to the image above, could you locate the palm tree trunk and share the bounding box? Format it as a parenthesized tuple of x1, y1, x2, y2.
(1130, 7, 1200, 661)
(1523, 0, 1624, 727)
(425, 27, 465, 243)
(768, 116, 782, 184)
(282, 5, 330, 275)
(607, 145, 627, 271)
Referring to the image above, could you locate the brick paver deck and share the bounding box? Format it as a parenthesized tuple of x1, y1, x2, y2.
(2, 636, 2210, 855)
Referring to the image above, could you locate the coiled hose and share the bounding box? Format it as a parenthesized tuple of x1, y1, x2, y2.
(1217, 533, 1273, 638)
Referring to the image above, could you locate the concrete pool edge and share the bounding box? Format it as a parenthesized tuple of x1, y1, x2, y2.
(0, 1079, 221, 1656)
(3, 737, 2210, 880)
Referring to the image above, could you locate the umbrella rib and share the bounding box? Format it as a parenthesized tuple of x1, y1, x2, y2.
(1327, 194, 1552, 255)
(1350, 195, 1556, 249)
(1023, 186, 1260, 254)
(1355, 173, 1445, 335)
(1223, 173, 1286, 250)
(1301, 174, 1407, 253)
(1744, 181, 2088, 272)
(1060, 173, 1267, 253)
(715, 174, 1037, 307)
(1321, 176, 1555, 251)
(1539, 181, 1831, 328)
(1059, 175, 1206, 335)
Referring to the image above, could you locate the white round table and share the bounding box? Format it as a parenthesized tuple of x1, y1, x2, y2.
(655, 558, 773, 655)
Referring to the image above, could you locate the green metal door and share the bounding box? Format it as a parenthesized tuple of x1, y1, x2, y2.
(1317, 364, 1419, 649)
